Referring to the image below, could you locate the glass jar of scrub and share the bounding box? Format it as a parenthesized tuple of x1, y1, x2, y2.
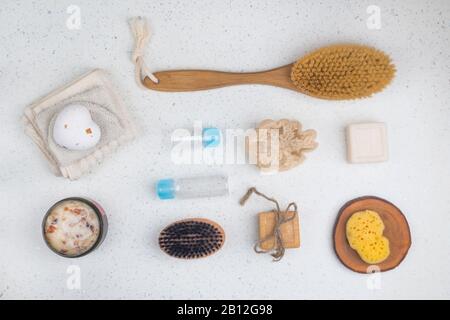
(42, 197, 108, 258)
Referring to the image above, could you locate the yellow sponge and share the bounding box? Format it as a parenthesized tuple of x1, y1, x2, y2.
(346, 210, 390, 264)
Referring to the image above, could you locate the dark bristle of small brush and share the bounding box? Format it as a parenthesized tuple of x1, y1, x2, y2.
(159, 219, 225, 259)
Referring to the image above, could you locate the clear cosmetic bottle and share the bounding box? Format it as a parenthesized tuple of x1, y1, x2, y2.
(156, 175, 229, 200)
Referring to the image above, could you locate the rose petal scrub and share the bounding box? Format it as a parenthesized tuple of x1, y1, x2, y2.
(42, 198, 108, 258)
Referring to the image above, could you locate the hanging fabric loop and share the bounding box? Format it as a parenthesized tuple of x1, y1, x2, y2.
(129, 16, 159, 88)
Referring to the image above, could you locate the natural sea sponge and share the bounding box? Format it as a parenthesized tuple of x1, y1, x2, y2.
(346, 210, 390, 264)
(254, 119, 318, 172)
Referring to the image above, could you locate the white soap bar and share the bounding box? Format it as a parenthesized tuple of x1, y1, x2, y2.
(346, 122, 388, 163)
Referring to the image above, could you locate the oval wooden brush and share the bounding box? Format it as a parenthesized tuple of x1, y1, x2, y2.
(144, 44, 395, 100)
(158, 218, 225, 259)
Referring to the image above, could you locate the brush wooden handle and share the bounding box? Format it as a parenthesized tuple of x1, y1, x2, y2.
(143, 64, 298, 92)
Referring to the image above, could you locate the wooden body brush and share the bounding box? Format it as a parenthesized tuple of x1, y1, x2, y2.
(159, 218, 225, 259)
(144, 44, 395, 100)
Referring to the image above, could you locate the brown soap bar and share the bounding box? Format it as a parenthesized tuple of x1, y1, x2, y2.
(259, 211, 300, 250)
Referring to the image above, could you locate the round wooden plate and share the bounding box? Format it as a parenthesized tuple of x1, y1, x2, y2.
(333, 196, 411, 273)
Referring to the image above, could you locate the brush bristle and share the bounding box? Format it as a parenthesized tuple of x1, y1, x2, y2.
(159, 219, 225, 259)
(291, 44, 395, 100)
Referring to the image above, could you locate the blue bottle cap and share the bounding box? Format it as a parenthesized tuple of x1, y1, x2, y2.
(202, 128, 221, 148)
(156, 179, 176, 200)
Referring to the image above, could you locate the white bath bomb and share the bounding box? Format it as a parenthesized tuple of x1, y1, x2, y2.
(53, 104, 101, 151)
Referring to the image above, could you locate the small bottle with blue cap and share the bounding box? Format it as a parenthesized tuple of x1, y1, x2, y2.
(156, 175, 229, 200)
(201, 127, 221, 148)
(171, 127, 221, 148)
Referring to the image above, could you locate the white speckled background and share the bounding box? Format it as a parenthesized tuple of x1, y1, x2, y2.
(0, 0, 449, 300)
